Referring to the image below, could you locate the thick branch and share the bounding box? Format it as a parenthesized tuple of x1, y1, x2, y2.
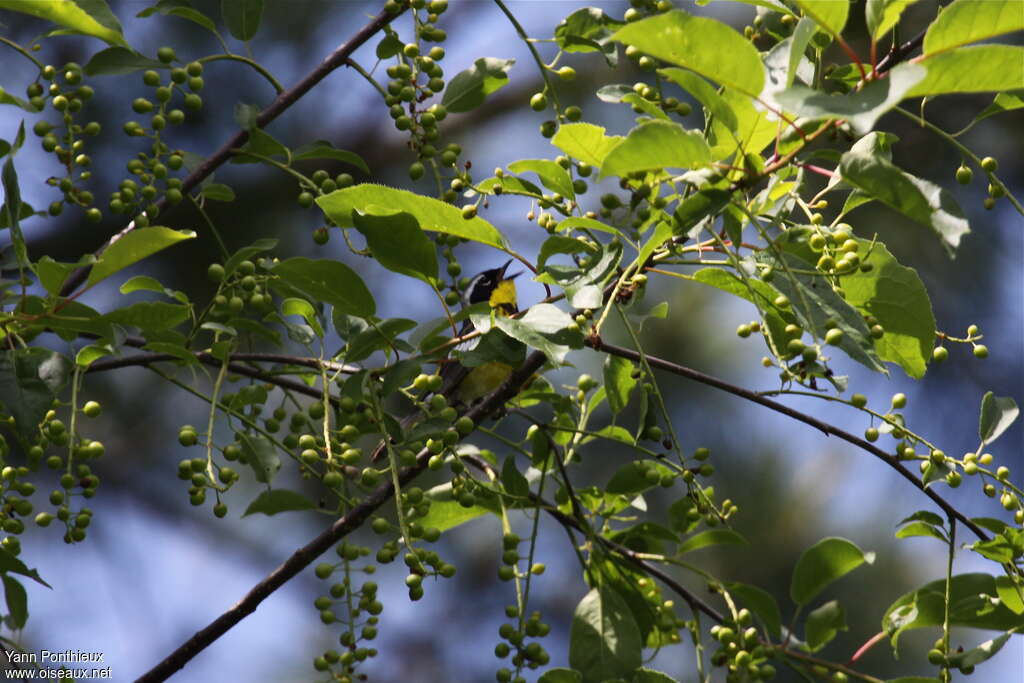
(59, 7, 404, 298)
(134, 350, 547, 682)
(588, 339, 989, 542)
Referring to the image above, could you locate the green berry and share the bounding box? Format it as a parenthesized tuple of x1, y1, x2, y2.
(157, 46, 177, 64)
(529, 92, 547, 111)
(980, 156, 997, 172)
(973, 344, 989, 359)
(955, 164, 972, 184)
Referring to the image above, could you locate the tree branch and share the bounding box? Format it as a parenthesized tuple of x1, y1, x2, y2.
(134, 350, 547, 682)
(59, 6, 405, 298)
(587, 339, 989, 543)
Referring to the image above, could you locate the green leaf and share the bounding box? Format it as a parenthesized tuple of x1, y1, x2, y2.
(691, 267, 796, 359)
(600, 120, 711, 179)
(318, 184, 507, 249)
(537, 235, 596, 271)
(35, 255, 95, 295)
(895, 521, 948, 543)
(603, 355, 637, 415)
(954, 632, 1013, 669)
(673, 188, 731, 237)
(352, 209, 438, 284)
(101, 301, 188, 331)
(2, 574, 27, 629)
(346, 318, 417, 363)
(223, 238, 277, 276)
(726, 582, 782, 639)
(910, 45, 1024, 97)
(0, 349, 70, 442)
(866, 0, 921, 41)
(501, 455, 530, 499)
(0, 89, 36, 113)
(86, 227, 196, 288)
(966, 536, 1016, 563)
(554, 7, 623, 56)
(493, 304, 582, 363)
(805, 600, 847, 652)
(755, 250, 886, 374)
(637, 221, 673, 268)
(292, 141, 369, 174)
(776, 63, 925, 135)
(507, 159, 575, 199)
(978, 392, 1019, 446)
(376, 31, 402, 59)
(995, 575, 1024, 615)
(2, 157, 28, 271)
(84, 46, 165, 75)
(233, 127, 288, 163)
(923, 0, 1024, 55)
(658, 68, 737, 131)
(0, 0, 126, 46)
(708, 88, 777, 161)
(786, 17, 818, 87)
(538, 669, 582, 683)
(678, 528, 747, 555)
(237, 432, 280, 484)
(569, 586, 643, 681)
(201, 183, 235, 201)
(551, 122, 625, 169)
(0, 548, 50, 588)
(556, 216, 626, 240)
(792, 0, 850, 36)
(221, 0, 262, 41)
(154, 5, 218, 36)
(418, 479, 500, 531)
(969, 91, 1024, 127)
(273, 258, 375, 318)
(791, 537, 873, 606)
(611, 10, 764, 95)
(476, 175, 543, 197)
(839, 151, 969, 256)
(242, 488, 316, 517)
(838, 241, 935, 379)
(281, 298, 324, 339)
(632, 669, 677, 683)
(883, 574, 1024, 647)
(441, 57, 514, 114)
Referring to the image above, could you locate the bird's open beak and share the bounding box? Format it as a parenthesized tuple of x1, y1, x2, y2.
(500, 259, 521, 280)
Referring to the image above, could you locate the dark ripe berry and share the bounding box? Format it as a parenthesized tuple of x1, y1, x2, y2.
(312, 226, 330, 245)
(539, 120, 557, 138)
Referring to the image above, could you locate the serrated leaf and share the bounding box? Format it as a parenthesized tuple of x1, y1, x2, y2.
(775, 63, 925, 135)
(222, 0, 262, 41)
(0, 0, 126, 46)
(441, 57, 514, 113)
(0, 548, 50, 588)
(840, 152, 970, 256)
(2, 575, 27, 629)
(273, 258, 375, 318)
(233, 127, 288, 163)
(866, 0, 921, 41)
(501, 456, 530, 499)
(726, 582, 782, 640)
(292, 141, 369, 174)
(883, 574, 1023, 648)
(600, 120, 711, 179)
(978, 392, 1018, 446)
(554, 7, 623, 55)
(0, 349, 70, 442)
(352, 208, 438, 284)
(909, 45, 1024, 97)
(507, 158, 574, 199)
(86, 227, 195, 288)
(792, 0, 849, 36)
(612, 10, 764, 95)
(35, 255, 95, 295)
(493, 304, 581, 363)
(101, 301, 188, 331)
(659, 67, 737, 131)
(237, 432, 280, 484)
(318, 184, 507, 249)
(805, 600, 846, 652)
(551, 122, 624, 169)
(201, 183, 235, 201)
(838, 241, 935, 378)
(242, 488, 315, 517)
(84, 46, 165, 75)
(603, 355, 636, 415)
(678, 528, 747, 555)
(791, 537, 872, 606)
(569, 587, 642, 681)
(922, 0, 1024, 55)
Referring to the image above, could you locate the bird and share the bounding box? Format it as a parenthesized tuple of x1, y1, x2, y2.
(370, 259, 522, 462)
